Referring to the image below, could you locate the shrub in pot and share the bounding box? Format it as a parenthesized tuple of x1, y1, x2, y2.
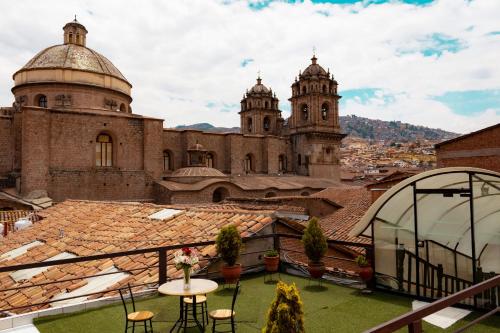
(216, 225, 242, 283)
(264, 249, 279, 272)
(355, 255, 374, 283)
(301, 217, 327, 279)
(262, 281, 305, 333)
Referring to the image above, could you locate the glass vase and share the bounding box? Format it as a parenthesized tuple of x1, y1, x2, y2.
(183, 267, 191, 290)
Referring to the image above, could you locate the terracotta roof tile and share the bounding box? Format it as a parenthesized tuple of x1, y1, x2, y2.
(0, 200, 276, 313)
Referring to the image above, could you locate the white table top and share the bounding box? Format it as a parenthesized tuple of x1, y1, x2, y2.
(158, 278, 219, 296)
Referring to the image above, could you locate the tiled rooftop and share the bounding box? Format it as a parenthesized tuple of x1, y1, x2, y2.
(0, 200, 274, 313)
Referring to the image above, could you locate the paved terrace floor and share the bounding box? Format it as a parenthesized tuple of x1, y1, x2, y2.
(34, 273, 500, 333)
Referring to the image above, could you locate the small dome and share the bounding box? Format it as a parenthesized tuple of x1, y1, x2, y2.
(188, 142, 206, 151)
(17, 44, 128, 83)
(248, 77, 270, 94)
(170, 167, 226, 177)
(301, 55, 328, 78)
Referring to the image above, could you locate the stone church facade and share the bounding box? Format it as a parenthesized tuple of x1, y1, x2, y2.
(0, 20, 345, 205)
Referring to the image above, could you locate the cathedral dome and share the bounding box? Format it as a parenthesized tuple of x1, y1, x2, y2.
(301, 55, 328, 78)
(248, 77, 270, 94)
(17, 44, 129, 83)
(12, 19, 131, 99)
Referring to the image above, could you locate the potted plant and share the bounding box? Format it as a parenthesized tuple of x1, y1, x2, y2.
(216, 225, 242, 283)
(355, 255, 374, 283)
(264, 249, 279, 272)
(262, 281, 305, 333)
(301, 217, 327, 279)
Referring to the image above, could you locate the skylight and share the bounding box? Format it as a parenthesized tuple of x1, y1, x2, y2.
(10, 252, 77, 282)
(51, 266, 129, 307)
(0, 241, 43, 261)
(148, 208, 184, 220)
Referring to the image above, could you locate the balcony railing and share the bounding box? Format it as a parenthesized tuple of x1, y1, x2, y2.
(0, 233, 371, 314)
(364, 275, 500, 333)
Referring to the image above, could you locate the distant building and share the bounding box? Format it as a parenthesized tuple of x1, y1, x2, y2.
(0, 19, 346, 205)
(435, 123, 500, 172)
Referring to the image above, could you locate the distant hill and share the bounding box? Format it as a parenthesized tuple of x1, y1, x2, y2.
(173, 116, 460, 142)
(339, 115, 459, 142)
(174, 123, 240, 133)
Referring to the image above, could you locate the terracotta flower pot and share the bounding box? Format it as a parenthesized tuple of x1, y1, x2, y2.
(307, 261, 325, 279)
(264, 255, 279, 272)
(358, 266, 374, 282)
(221, 263, 242, 283)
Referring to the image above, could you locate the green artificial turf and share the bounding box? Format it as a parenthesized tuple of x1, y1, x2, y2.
(34, 273, 500, 333)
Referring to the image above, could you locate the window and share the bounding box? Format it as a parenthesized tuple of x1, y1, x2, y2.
(38, 95, 47, 108)
(302, 86, 307, 94)
(96, 133, 112, 167)
(301, 104, 309, 120)
(163, 151, 172, 171)
(322, 85, 327, 93)
(119, 103, 126, 112)
(206, 153, 214, 168)
(265, 101, 269, 109)
(212, 187, 229, 203)
(244, 154, 253, 172)
(279, 155, 286, 172)
(298, 154, 302, 166)
(69, 33, 73, 43)
(247, 117, 253, 132)
(76, 33, 80, 44)
(263, 116, 270, 131)
(321, 103, 329, 121)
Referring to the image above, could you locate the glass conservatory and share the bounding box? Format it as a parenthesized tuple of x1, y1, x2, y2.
(351, 168, 500, 304)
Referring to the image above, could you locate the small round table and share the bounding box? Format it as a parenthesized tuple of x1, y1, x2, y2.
(159, 279, 219, 332)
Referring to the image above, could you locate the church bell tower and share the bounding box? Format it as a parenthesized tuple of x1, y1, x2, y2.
(288, 54, 345, 179)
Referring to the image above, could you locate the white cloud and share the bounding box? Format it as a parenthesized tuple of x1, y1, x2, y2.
(0, 0, 499, 133)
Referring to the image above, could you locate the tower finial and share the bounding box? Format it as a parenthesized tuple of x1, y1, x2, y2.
(74, 14, 77, 22)
(311, 46, 317, 64)
(257, 70, 262, 84)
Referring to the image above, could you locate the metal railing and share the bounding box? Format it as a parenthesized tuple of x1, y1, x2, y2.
(364, 275, 500, 333)
(0, 232, 371, 314)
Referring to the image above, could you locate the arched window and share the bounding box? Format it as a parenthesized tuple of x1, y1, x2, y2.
(263, 116, 270, 131)
(322, 85, 327, 93)
(298, 154, 302, 166)
(321, 103, 329, 121)
(265, 192, 277, 198)
(301, 104, 309, 120)
(76, 33, 80, 44)
(69, 33, 73, 43)
(249, 102, 252, 108)
(265, 101, 269, 109)
(206, 153, 214, 168)
(244, 154, 253, 173)
(279, 154, 286, 172)
(213, 187, 229, 203)
(247, 117, 253, 132)
(119, 103, 126, 112)
(302, 86, 307, 94)
(96, 133, 112, 167)
(301, 191, 310, 197)
(37, 95, 48, 108)
(163, 150, 172, 171)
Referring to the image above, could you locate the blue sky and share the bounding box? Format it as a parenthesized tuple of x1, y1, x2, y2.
(0, 0, 499, 133)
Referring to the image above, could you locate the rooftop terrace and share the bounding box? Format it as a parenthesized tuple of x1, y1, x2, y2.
(32, 273, 500, 333)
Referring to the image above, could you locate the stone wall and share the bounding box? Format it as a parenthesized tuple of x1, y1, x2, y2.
(20, 106, 162, 200)
(0, 112, 13, 175)
(436, 125, 500, 172)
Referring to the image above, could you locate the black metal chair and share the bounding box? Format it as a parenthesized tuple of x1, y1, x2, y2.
(208, 281, 240, 333)
(119, 283, 154, 333)
(183, 294, 209, 326)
